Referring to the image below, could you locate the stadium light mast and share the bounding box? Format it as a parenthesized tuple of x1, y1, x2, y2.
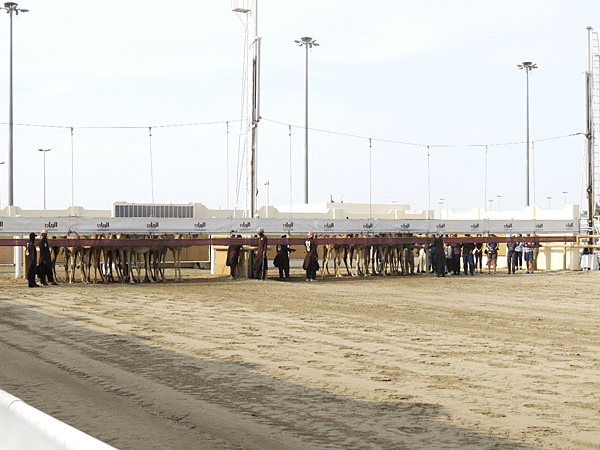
(517, 61, 537, 207)
(295, 36, 319, 204)
(1, 2, 28, 207)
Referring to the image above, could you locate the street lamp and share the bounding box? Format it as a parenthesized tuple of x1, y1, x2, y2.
(439, 198, 445, 219)
(517, 61, 537, 207)
(497, 194, 502, 211)
(562, 191, 568, 205)
(295, 36, 319, 204)
(547, 196, 552, 210)
(1, 2, 28, 207)
(489, 199, 494, 212)
(38, 148, 50, 209)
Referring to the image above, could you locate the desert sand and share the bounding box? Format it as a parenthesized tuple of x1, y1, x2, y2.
(1, 265, 599, 449)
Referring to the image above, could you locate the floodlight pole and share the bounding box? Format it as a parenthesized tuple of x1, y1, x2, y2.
(2, 2, 28, 208)
(518, 61, 537, 207)
(296, 36, 319, 204)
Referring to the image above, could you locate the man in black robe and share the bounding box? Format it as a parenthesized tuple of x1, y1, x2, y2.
(274, 234, 295, 279)
(433, 231, 446, 277)
(226, 234, 242, 279)
(39, 230, 58, 285)
(303, 231, 319, 281)
(25, 232, 39, 287)
(252, 228, 268, 280)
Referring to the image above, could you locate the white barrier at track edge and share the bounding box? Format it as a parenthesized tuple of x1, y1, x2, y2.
(0, 390, 118, 450)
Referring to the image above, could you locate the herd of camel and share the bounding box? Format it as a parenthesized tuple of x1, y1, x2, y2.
(318, 236, 420, 278)
(47, 234, 187, 284)
(44, 233, 422, 284)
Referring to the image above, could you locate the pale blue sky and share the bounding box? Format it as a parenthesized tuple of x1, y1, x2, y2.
(0, 1, 597, 215)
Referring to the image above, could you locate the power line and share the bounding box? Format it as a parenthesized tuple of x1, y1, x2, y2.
(262, 117, 584, 149)
(0, 120, 239, 129)
(0, 118, 584, 149)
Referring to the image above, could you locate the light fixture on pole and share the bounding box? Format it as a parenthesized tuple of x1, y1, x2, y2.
(562, 191, 568, 205)
(439, 198, 445, 219)
(489, 199, 494, 212)
(38, 149, 50, 210)
(517, 61, 538, 207)
(496, 194, 502, 211)
(547, 196, 552, 210)
(295, 36, 319, 204)
(1, 2, 28, 208)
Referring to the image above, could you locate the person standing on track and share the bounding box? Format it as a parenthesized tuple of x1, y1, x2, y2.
(26, 232, 39, 288)
(303, 231, 319, 281)
(39, 230, 58, 285)
(474, 235, 484, 273)
(252, 228, 268, 280)
(226, 233, 242, 279)
(434, 230, 446, 277)
(486, 236, 499, 274)
(461, 237, 475, 276)
(274, 234, 295, 279)
(524, 235, 535, 274)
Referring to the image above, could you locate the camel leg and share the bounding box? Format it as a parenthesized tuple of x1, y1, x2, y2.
(158, 248, 167, 282)
(174, 248, 182, 281)
(68, 248, 79, 284)
(320, 245, 332, 279)
(51, 246, 61, 283)
(64, 248, 71, 283)
(333, 248, 341, 278)
(143, 252, 152, 283)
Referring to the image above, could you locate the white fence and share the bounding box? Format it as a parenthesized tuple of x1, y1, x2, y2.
(0, 216, 580, 236)
(0, 390, 118, 450)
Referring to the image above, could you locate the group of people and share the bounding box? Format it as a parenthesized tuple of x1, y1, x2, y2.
(25, 230, 59, 287)
(226, 229, 320, 282)
(226, 230, 541, 281)
(431, 232, 538, 277)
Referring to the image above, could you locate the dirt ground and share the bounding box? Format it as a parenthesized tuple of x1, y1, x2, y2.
(1, 265, 600, 450)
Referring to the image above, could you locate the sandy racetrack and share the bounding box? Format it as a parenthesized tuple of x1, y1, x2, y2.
(1, 266, 599, 449)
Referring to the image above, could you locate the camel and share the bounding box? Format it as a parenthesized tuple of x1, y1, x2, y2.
(167, 234, 187, 281)
(64, 235, 85, 284)
(370, 233, 393, 276)
(150, 243, 167, 282)
(125, 235, 153, 283)
(50, 236, 65, 282)
(100, 234, 122, 283)
(320, 235, 352, 278)
(79, 235, 105, 284)
(349, 234, 370, 277)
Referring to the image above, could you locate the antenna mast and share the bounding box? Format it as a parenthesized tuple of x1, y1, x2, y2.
(585, 27, 600, 235)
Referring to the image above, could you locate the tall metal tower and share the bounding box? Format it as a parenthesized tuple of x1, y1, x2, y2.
(232, 0, 261, 218)
(584, 27, 600, 235)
